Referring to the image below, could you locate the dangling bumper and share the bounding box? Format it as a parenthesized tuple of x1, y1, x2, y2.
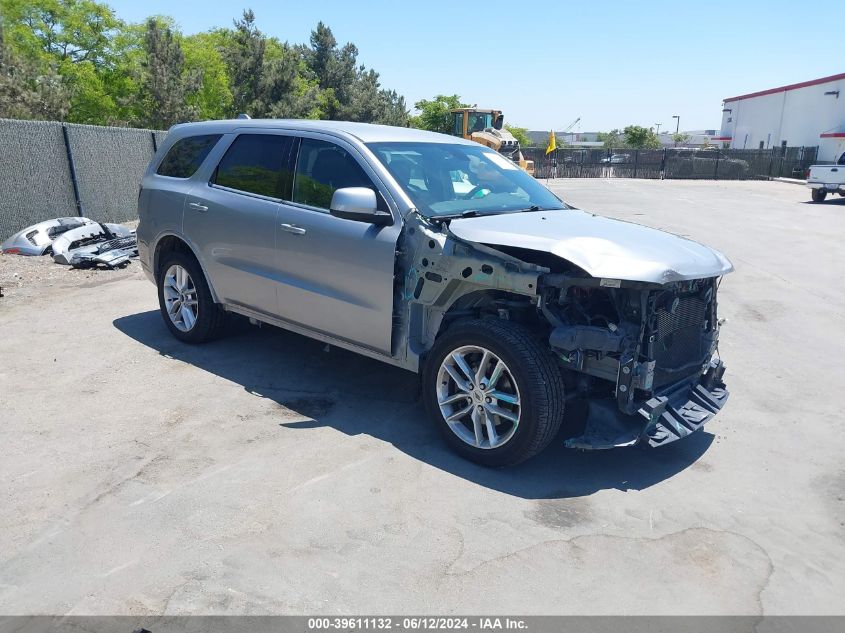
(563, 359, 729, 450)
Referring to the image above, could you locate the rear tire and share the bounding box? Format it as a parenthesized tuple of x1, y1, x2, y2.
(157, 251, 226, 344)
(811, 189, 827, 202)
(422, 319, 565, 467)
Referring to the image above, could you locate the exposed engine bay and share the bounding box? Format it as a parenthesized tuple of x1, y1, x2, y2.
(539, 274, 728, 448)
(396, 209, 731, 450)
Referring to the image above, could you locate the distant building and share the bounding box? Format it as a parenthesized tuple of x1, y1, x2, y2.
(657, 130, 720, 148)
(527, 130, 601, 147)
(715, 72, 845, 161)
(529, 129, 725, 149)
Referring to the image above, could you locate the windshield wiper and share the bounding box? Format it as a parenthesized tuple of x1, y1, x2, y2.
(516, 205, 562, 212)
(434, 209, 485, 220)
(434, 206, 561, 221)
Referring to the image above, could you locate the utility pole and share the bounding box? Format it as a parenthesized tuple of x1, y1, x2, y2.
(655, 123, 662, 135)
(672, 115, 680, 146)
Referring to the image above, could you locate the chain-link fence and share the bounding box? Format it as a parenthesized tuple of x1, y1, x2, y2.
(525, 146, 818, 181)
(0, 118, 164, 241)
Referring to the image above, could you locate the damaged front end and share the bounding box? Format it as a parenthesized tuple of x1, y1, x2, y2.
(540, 274, 728, 449)
(396, 208, 730, 450)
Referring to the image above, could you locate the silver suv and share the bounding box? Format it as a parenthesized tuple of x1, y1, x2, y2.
(138, 119, 733, 466)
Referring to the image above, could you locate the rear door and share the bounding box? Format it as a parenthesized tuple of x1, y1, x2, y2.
(184, 131, 294, 317)
(273, 135, 401, 354)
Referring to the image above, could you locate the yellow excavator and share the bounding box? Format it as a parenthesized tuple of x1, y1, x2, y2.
(449, 108, 535, 176)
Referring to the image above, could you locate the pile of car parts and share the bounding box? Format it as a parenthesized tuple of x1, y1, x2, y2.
(1, 217, 137, 269)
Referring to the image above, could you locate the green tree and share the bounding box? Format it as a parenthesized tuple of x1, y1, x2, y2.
(0, 2, 409, 127)
(596, 129, 622, 148)
(504, 123, 531, 147)
(220, 13, 329, 119)
(302, 22, 360, 120)
(1, 0, 122, 65)
(409, 94, 467, 134)
(377, 88, 408, 126)
(0, 24, 68, 119)
(222, 9, 265, 116)
(305, 21, 335, 87)
(182, 32, 232, 120)
(623, 125, 661, 149)
(672, 132, 691, 146)
(0, 0, 131, 124)
(137, 17, 200, 129)
(339, 67, 407, 126)
(261, 41, 317, 119)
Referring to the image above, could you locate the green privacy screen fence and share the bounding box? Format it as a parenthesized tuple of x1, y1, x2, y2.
(0, 118, 166, 240)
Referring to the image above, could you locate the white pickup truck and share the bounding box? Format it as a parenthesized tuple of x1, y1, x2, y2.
(808, 151, 845, 202)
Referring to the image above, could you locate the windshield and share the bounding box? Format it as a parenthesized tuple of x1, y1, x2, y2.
(367, 142, 566, 218)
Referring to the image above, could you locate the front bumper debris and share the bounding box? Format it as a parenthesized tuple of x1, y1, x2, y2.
(563, 359, 729, 450)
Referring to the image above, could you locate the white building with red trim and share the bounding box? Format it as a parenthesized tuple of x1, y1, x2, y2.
(716, 72, 845, 162)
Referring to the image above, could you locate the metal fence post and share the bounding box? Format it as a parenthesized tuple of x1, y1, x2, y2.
(660, 148, 667, 179)
(61, 124, 84, 217)
(714, 149, 720, 180)
(633, 150, 639, 178)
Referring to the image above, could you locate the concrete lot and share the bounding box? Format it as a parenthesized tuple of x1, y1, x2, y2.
(1, 179, 843, 615)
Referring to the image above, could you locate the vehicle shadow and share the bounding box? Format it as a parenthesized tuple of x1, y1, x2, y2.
(113, 311, 713, 500)
(802, 196, 845, 205)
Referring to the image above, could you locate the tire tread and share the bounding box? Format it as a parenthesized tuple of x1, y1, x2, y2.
(157, 251, 226, 344)
(424, 318, 565, 466)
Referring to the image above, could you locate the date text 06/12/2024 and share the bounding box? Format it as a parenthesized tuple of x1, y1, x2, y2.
(306, 617, 528, 630)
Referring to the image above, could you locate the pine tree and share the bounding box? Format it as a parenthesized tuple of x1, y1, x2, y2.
(223, 9, 265, 117)
(0, 26, 68, 120)
(138, 18, 200, 129)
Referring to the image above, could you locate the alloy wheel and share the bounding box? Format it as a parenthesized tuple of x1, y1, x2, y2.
(435, 345, 521, 449)
(163, 264, 199, 332)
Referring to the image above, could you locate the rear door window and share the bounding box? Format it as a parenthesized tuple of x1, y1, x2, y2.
(292, 138, 382, 211)
(156, 134, 221, 178)
(212, 134, 295, 199)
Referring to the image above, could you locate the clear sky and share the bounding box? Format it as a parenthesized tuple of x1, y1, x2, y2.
(105, 0, 844, 132)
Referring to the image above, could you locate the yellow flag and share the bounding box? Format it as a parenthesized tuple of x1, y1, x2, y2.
(545, 130, 556, 155)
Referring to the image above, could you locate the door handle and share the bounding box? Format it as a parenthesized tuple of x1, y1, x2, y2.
(831, 168, 839, 172)
(187, 202, 209, 212)
(280, 223, 307, 235)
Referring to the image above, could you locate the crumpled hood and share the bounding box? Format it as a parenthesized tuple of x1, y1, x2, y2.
(448, 209, 733, 284)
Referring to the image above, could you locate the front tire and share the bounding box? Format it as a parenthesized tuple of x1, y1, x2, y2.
(422, 319, 565, 466)
(811, 189, 827, 202)
(157, 251, 226, 343)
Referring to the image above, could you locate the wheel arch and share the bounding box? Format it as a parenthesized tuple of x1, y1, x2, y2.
(153, 233, 221, 303)
(409, 286, 540, 370)
(435, 288, 536, 337)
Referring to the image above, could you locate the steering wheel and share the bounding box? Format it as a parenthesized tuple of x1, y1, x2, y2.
(406, 182, 424, 194)
(461, 185, 489, 200)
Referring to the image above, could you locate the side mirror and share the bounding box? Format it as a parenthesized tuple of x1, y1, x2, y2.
(493, 114, 504, 130)
(329, 187, 391, 225)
